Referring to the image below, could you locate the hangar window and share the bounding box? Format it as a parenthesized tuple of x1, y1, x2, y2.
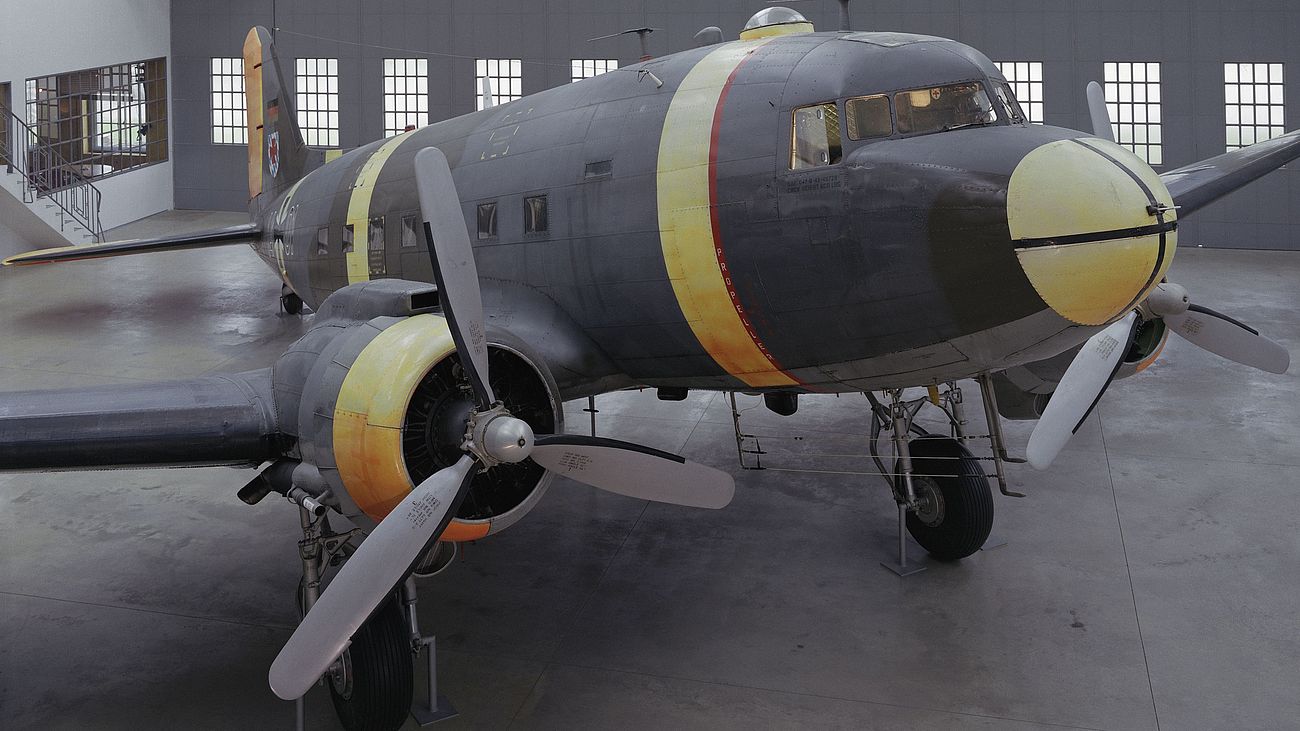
(894, 82, 996, 136)
(994, 62, 1043, 123)
(401, 214, 419, 248)
(791, 103, 843, 169)
(1104, 62, 1162, 165)
(524, 195, 547, 234)
(342, 223, 354, 254)
(210, 58, 247, 144)
(476, 59, 522, 110)
(1225, 63, 1285, 151)
(316, 227, 329, 255)
(571, 59, 619, 83)
(383, 58, 428, 137)
(26, 58, 168, 184)
(845, 95, 892, 140)
(295, 58, 340, 148)
(478, 202, 498, 239)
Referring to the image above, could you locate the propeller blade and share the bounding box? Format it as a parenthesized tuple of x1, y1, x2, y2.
(1026, 312, 1138, 470)
(1166, 304, 1290, 374)
(268, 455, 476, 700)
(479, 76, 495, 110)
(532, 434, 735, 509)
(1086, 81, 1115, 142)
(414, 146, 495, 409)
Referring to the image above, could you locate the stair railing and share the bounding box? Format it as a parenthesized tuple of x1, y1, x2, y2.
(1, 107, 104, 242)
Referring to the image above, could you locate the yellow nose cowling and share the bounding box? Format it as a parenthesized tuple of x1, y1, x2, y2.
(1008, 138, 1177, 326)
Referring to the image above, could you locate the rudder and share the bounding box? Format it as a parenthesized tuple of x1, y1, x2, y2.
(243, 26, 311, 215)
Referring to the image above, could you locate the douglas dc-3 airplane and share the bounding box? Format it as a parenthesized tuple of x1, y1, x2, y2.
(2, 6, 1295, 730)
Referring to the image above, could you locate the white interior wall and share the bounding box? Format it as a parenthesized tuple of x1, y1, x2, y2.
(0, 0, 173, 230)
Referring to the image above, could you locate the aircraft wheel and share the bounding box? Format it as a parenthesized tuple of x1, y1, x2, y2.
(897, 434, 993, 561)
(327, 592, 413, 731)
(281, 291, 304, 315)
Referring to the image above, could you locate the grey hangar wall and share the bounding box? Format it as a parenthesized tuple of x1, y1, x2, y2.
(171, 1, 1300, 250)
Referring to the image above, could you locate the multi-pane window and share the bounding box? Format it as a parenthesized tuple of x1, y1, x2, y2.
(295, 58, 339, 147)
(1104, 62, 1162, 165)
(383, 58, 428, 137)
(1225, 63, 1285, 150)
(211, 58, 246, 145)
(571, 59, 618, 83)
(475, 59, 522, 110)
(995, 61, 1044, 123)
(25, 58, 168, 184)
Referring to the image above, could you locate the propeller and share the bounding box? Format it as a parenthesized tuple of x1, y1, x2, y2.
(1145, 282, 1290, 374)
(1086, 80, 1115, 143)
(268, 146, 736, 701)
(1026, 312, 1137, 470)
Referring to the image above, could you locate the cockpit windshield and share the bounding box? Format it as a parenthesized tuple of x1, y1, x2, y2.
(894, 82, 997, 135)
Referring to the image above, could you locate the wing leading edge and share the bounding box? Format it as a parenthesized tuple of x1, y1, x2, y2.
(1, 223, 262, 267)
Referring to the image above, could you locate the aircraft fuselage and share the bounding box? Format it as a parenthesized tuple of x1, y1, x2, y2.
(252, 31, 1176, 397)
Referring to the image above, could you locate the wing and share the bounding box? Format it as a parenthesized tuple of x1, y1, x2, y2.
(0, 369, 280, 472)
(1161, 129, 1300, 217)
(2, 223, 262, 267)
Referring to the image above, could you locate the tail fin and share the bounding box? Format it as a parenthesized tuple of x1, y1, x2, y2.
(243, 26, 310, 215)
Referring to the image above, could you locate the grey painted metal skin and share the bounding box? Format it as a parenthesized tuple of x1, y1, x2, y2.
(1, 28, 1295, 475)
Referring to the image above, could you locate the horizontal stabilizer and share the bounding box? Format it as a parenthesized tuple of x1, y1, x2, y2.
(1161, 129, 1300, 217)
(2, 223, 261, 267)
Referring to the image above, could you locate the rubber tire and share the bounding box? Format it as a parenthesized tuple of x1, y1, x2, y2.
(328, 593, 414, 731)
(898, 434, 994, 561)
(282, 292, 304, 315)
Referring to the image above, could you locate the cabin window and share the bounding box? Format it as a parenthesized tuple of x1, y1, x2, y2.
(791, 102, 842, 169)
(368, 216, 386, 276)
(894, 82, 997, 136)
(401, 214, 419, 248)
(316, 227, 329, 255)
(524, 195, 548, 234)
(993, 82, 1027, 124)
(342, 223, 354, 253)
(477, 202, 498, 239)
(845, 95, 893, 140)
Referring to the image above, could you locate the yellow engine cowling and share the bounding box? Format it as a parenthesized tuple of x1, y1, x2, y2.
(298, 313, 560, 541)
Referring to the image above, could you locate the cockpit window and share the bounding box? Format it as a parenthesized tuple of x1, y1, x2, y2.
(894, 82, 997, 135)
(994, 82, 1027, 124)
(791, 102, 843, 169)
(845, 95, 893, 140)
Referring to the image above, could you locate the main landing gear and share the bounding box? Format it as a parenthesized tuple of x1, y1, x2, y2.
(284, 497, 457, 731)
(866, 383, 1015, 575)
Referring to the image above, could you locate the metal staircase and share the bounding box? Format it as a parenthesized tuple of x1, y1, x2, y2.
(2, 107, 104, 243)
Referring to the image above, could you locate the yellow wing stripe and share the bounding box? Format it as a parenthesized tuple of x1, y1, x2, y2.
(345, 132, 416, 283)
(656, 41, 799, 388)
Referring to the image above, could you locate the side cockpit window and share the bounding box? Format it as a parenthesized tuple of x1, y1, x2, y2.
(846, 95, 893, 140)
(994, 82, 1027, 124)
(895, 82, 997, 135)
(791, 102, 843, 169)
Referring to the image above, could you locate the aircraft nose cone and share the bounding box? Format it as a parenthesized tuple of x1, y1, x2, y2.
(1008, 138, 1177, 326)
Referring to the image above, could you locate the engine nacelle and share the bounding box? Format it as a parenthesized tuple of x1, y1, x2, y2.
(273, 280, 561, 541)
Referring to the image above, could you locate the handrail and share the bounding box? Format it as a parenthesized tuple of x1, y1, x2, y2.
(1, 108, 104, 242)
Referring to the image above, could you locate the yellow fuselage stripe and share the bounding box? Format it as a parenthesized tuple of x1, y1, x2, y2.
(346, 132, 415, 283)
(656, 41, 799, 388)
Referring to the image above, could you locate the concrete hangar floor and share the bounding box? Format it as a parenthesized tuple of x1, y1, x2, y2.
(1, 210, 1297, 730)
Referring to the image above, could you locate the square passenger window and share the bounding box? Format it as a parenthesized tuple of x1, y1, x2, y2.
(401, 214, 419, 248)
(316, 227, 329, 255)
(342, 223, 354, 254)
(477, 202, 498, 239)
(524, 195, 547, 234)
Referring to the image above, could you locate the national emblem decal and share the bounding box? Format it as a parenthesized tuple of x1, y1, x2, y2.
(268, 131, 281, 178)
